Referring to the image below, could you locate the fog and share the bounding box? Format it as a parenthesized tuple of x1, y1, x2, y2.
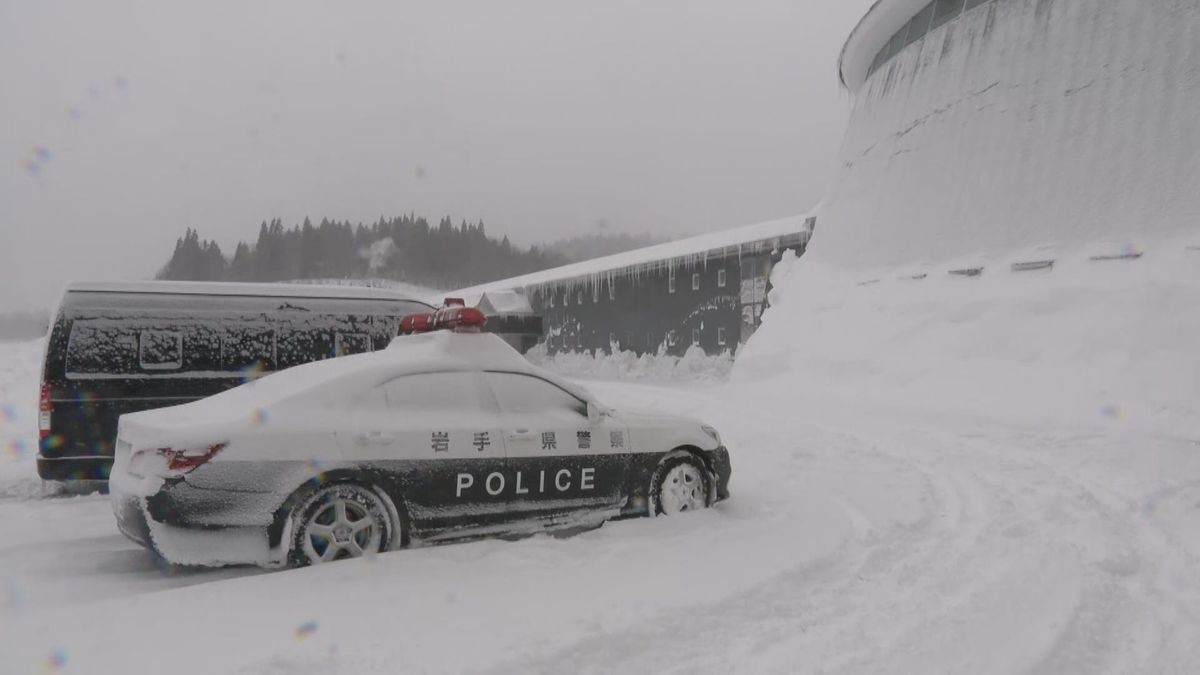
(0, 0, 872, 311)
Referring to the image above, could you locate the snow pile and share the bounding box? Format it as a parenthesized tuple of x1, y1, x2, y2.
(526, 342, 734, 382)
(737, 237, 1200, 436)
(0, 339, 42, 499)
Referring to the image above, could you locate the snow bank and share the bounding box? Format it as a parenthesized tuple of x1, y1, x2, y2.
(526, 342, 734, 383)
(0, 339, 42, 500)
(737, 237, 1200, 436)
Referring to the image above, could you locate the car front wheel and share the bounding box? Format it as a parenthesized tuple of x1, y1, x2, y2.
(291, 483, 394, 566)
(650, 454, 712, 516)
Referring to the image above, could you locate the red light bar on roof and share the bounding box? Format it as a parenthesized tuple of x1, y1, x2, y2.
(398, 301, 487, 335)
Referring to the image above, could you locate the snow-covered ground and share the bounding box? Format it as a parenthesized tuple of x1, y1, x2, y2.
(1, 237, 1198, 673)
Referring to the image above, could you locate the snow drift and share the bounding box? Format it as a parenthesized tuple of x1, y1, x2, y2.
(737, 236, 1200, 437)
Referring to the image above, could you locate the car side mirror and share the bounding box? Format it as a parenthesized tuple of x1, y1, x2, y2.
(587, 402, 602, 424)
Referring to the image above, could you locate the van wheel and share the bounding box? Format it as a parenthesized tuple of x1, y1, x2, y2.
(290, 483, 394, 566)
(649, 454, 711, 516)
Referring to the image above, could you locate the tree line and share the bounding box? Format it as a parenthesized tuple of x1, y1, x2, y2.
(157, 215, 571, 289)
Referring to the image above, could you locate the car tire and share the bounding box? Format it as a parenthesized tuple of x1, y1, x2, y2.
(649, 453, 712, 516)
(289, 483, 395, 567)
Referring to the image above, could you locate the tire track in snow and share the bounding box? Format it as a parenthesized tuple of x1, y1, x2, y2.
(488, 381, 1198, 674)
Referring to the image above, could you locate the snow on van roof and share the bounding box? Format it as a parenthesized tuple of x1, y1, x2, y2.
(454, 214, 812, 299)
(66, 280, 427, 302)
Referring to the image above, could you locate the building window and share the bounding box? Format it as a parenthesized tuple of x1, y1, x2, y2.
(931, 0, 965, 30)
(902, 2, 936, 48)
(548, 291, 555, 308)
(692, 273, 700, 291)
(867, 0, 993, 81)
(577, 290, 584, 305)
(692, 328, 700, 345)
(608, 281, 615, 301)
(717, 268, 727, 288)
(592, 284, 599, 303)
(717, 327, 727, 347)
(668, 268, 676, 294)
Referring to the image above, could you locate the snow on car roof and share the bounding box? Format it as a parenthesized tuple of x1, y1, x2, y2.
(66, 280, 426, 302)
(122, 331, 594, 432)
(452, 214, 812, 300)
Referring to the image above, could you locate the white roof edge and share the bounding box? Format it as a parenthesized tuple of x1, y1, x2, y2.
(839, 0, 930, 92)
(66, 280, 430, 302)
(453, 214, 813, 297)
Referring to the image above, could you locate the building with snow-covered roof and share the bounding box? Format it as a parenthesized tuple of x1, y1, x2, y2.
(819, 0, 1200, 271)
(456, 215, 813, 357)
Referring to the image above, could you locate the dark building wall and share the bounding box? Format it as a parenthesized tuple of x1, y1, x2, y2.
(524, 229, 809, 357)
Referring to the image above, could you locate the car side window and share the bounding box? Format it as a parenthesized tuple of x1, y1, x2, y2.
(484, 372, 587, 419)
(379, 371, 491, 412)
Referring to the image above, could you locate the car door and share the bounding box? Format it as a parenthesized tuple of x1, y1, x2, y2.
(343, 370, 509, 533)
(483, 371, 630, 516)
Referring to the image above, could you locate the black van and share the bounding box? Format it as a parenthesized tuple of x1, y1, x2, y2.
(38, 281, 432, 482)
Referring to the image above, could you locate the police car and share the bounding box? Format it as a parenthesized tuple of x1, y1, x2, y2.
(110, 305, 731, 567)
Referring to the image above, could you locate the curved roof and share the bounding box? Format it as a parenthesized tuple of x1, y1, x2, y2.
(839, 0, 932, 92)
(453, 214, 813, 299)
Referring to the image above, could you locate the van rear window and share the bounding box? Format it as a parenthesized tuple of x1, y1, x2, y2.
(335, 332, 371, 356)
(221, 329, 276, 372)
(65, 320, 275, 378)
(139, 330, 183, 370)
(65, 322, 139, 375)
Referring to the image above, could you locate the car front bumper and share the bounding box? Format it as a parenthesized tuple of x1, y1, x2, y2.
(703, 446, 732, 502)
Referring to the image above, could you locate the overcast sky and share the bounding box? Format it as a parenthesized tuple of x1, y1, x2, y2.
(0, 0, 872, 311)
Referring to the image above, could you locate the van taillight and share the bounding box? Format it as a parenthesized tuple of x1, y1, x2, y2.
(38, 383, 51, 440)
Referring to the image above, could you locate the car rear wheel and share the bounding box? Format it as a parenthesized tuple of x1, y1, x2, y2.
(650, 454, 711, 516)
(291, 483, 394, 566)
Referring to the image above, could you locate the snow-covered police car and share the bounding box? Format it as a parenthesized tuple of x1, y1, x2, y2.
(110, 309, 731, 568)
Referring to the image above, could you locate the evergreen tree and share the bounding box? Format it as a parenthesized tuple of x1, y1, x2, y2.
(157, 213, 581, 288)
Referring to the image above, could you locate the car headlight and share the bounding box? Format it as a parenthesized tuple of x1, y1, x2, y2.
(701, 425, 722, 447)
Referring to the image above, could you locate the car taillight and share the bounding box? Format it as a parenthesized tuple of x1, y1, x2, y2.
(154, 442, 228, 475)
(38, 382, 51, 440)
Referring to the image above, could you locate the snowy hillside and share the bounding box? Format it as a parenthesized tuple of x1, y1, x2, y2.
(1, 238, 1199, 673)
(737, 236, 1200, 437)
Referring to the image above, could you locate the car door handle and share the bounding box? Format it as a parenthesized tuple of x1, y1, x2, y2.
(506, 429, 536, 441)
